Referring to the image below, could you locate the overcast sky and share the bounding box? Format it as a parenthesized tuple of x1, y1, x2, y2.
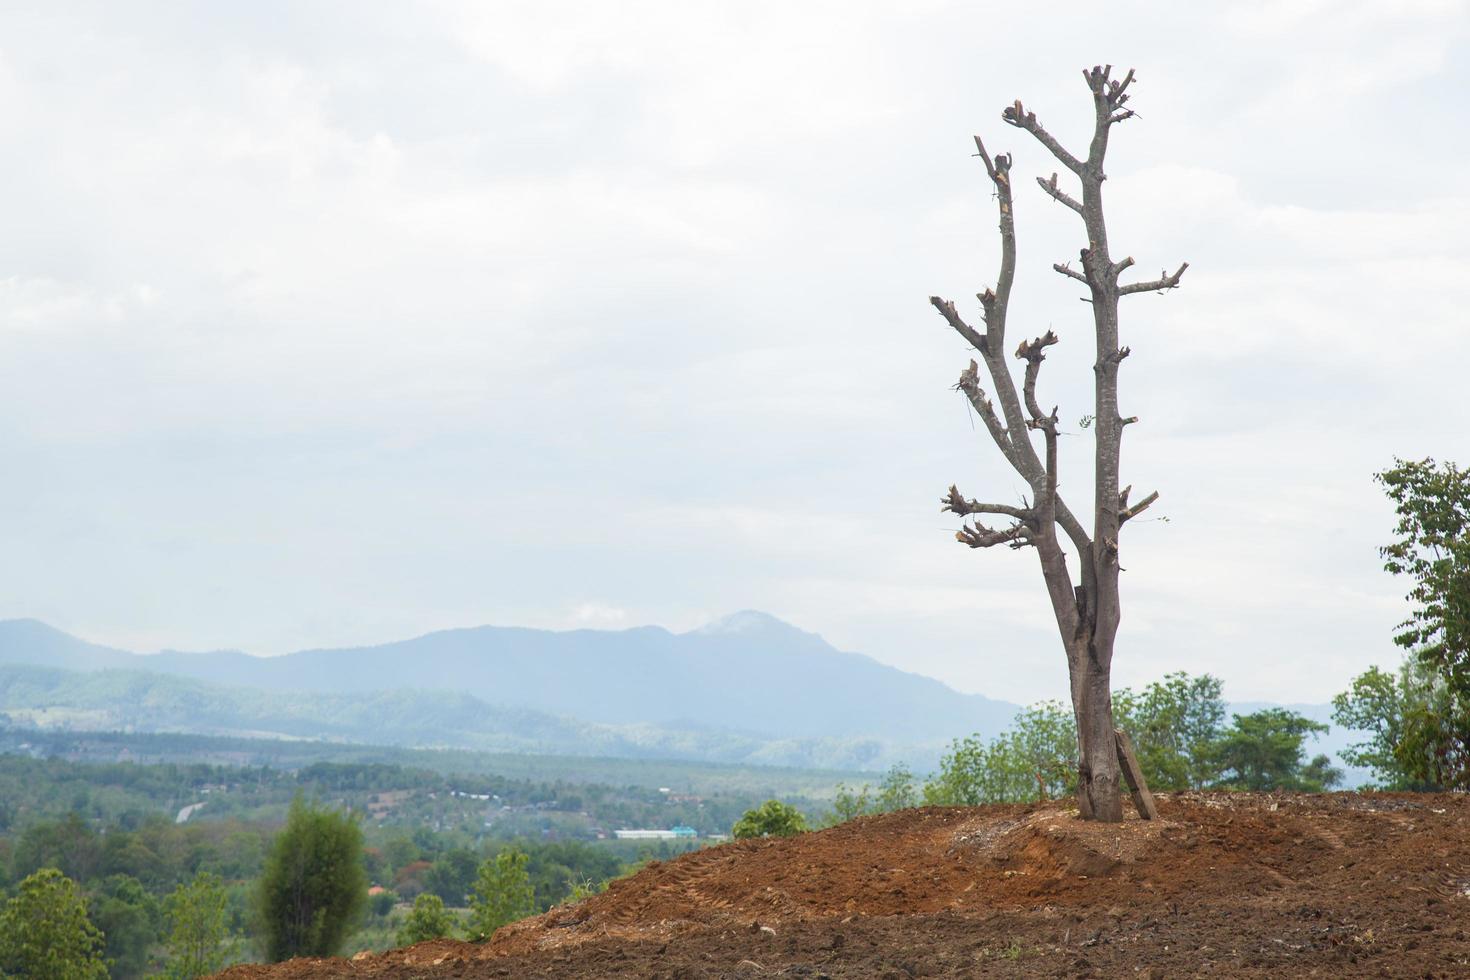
(2, 1, 1466, 705)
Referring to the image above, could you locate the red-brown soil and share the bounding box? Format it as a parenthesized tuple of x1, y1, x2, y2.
(217, 792, 1470, 978)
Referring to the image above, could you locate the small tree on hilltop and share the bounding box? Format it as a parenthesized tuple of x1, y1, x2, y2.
(163, 871, 233, 979)
(931, 65, 1187, 821)
(731, 799, 807, 839)
(0, 868, 108, 980)
(465, 848, 535, 941)
(256, 796, 367, 961)
(396, 892, 458, 946)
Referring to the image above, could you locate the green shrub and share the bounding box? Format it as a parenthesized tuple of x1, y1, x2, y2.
(731, 800, 807, 839)
(256, 796, 367, 961)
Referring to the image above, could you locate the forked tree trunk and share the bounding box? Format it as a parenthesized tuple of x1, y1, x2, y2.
(930, 66, 1186, 822)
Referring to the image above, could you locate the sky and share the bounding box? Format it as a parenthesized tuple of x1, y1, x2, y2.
(1, 0, 1466, 706)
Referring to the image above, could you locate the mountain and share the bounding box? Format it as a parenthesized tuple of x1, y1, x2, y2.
(0, 613, 1022, 761)
(0, 663, 907, 769)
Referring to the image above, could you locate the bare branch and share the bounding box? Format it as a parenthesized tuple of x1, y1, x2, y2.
(941, 484, 1032, 521)
(1001, 100, 1084, 175)
(1119, 490, 1159, 524)
(956, 520, 1032, 550)
(1112, 256, 1134, 276)
(1120, 262, 1189, 296)
(1036, 173, 1083, 214)
(1015, 330, 1060, 425)
(929, 295, 988, 354)
(1052, 263, 1088, 285)
(954, 359, 1014, 462)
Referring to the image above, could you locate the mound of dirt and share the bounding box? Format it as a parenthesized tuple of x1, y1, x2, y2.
(217, 793, 1470, 978)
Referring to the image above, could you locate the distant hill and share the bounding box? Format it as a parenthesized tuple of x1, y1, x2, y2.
(0, 612, 1021, 747)
(0, 663, 922, 769)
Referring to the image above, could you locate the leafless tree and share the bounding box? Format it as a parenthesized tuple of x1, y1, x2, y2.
(930, 66, 1186, 822)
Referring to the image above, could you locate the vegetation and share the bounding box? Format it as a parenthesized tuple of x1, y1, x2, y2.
(465, 848, 536, 941)
(1332, 458, 1470, 790)
(161, 872, 232, 979)
(731, 800, 808, 839)
(395, 893, 458, 946)
(0, 867, 108, 979)
(907, 673, 1337, 810)
(256, 797, 367, 961)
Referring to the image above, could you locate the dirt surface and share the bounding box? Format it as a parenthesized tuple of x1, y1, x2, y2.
(218, 792, 1470, 977)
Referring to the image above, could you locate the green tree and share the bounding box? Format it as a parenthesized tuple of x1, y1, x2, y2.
(1113, 672, 1226, 789)
(1334, 659, 1470, 790)
(395, 893, 458, 946)
(162, 871, 232, 979)
(731, 800, 808, 839)
(425, 848, 479, 905)
(826, 765, 917, 825)
(255, 797, 367, 961)
(1334, 457, 1470, 791)
(0, 868, 108, 980)
(464, 848, 535, 941)
(923, 702, 1077, 805)
(1215, 710, 1340, 791)
(91, 873, 159, 980)
(1377, 458, 1470, 685)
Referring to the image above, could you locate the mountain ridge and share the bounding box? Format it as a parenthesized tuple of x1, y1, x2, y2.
(0, 613, 1020, 749)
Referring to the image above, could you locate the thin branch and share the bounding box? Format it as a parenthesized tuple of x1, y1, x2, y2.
(1052, 263, 1088, 285)
(941, 484, 1032, 521)
(1119, 262, 1189, 296)
(954, 359, 1015, 464)
(1036, 173, 1083, 214)
(1001, 100, 1084, 175)
(1119, 490, 1160, 524)
(1112, 256, 1135, 276)
(929, 296, 988, 354)
(1015, 330, 1060, 426)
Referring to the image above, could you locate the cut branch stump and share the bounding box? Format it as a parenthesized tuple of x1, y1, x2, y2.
(1113, 729, 1159, 820)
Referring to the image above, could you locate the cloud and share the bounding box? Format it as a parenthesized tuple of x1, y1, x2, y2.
(0, 1, 1464, 707)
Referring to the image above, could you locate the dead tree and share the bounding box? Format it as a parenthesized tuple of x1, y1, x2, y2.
(930, 66, 1186, 822)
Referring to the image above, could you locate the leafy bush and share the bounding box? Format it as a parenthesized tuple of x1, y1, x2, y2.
(731, 800, 807, 839)
(395, 893, 458, 946)
(256, 796, 367, 961)
(0, 867, 108, 979)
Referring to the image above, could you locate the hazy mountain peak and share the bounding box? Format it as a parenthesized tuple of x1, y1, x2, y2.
(692, 610, 803, 637)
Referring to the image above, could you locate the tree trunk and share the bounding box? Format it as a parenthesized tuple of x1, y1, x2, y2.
(1071, 637, 1124, 821)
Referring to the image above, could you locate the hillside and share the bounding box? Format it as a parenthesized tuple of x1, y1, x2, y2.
(0, 664, 917, 770)
(217, 792, 1470, 978)
(0, 613, 1021, 761)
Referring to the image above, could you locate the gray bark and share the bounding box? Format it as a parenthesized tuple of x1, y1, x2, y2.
(932, 66, 1186, 822)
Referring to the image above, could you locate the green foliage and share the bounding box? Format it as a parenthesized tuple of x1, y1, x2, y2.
(91, 873, 159, 980)
(464, 848, 535, 941)
(395, 893, 458, 946)
(368, 888, 398, 917)
(426, 848, 480, 905)
(827, 765, 917, 824)
(1376, 458, 1470, 686)
(1113, 672, 1226, 789)
(256, 797, 368, 961)
(922, 701, 1076, 805)
(1334, 659, 1470, 790)
(1215, 710, 1339, 791)
(1333, 458, 1470, 792)
(731, 800, 808, 839)
(0, 867, 108, 980)
(162, 871, 232, 979)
